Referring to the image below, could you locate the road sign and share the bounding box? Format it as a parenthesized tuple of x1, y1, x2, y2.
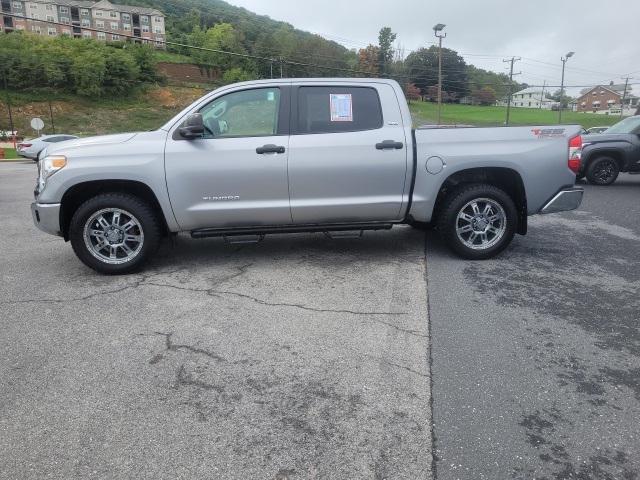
(30, 117, 44, 133)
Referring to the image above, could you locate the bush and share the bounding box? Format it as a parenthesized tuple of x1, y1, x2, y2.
(0, 31, 158, 96)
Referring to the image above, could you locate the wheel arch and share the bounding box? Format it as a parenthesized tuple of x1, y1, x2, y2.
(432, 167, 528, 235)
(60, 180, 169, 241)
(584, 149, 625, 172)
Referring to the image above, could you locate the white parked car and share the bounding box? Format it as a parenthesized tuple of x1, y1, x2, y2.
(17, 135, 78, 160)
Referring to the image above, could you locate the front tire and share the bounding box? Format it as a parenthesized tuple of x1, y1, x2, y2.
(436, 184, 517, 260)
(69, 193, 161, 274)
(586, 157, 619, 185)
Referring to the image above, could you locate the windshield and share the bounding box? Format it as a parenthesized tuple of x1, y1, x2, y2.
(605, 116, 640, 134)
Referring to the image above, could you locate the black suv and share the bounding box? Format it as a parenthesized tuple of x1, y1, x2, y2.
(579, 116, 640, 185)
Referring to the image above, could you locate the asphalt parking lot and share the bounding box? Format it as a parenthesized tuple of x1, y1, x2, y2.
(1, 162, 431, 479)
(2, 161, 639, 479)
(428, 174, 640, 479)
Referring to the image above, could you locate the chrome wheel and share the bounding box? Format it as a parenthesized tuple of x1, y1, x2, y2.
(455, 198, 507, 250)
(83, 208, 144, 264)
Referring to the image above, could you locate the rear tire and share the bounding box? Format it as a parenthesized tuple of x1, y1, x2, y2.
(586, 156, 620, 185)
(436, 184, 517, 260)
(69, 193, 161, 274)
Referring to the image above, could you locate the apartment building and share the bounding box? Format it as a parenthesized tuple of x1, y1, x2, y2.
(1, 0, 165, 47)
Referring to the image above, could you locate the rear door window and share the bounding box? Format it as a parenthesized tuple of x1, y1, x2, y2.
(295, 86, 383, 134)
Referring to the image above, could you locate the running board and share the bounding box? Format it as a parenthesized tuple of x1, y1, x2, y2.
(191, 222, 394, 239)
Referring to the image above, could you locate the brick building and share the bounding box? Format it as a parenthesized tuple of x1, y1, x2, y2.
(573, 84, 638, 113)
(1, 0, 165, 47)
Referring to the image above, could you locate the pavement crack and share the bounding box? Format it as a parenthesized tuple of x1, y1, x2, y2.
(155, 332, 226, 362)
(175, 364, 224, 393)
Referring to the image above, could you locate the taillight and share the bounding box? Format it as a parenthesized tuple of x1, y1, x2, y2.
(568, 135, 582, 174)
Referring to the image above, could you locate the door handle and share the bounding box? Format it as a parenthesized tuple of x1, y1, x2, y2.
(256, 144, 285, 154)
(375, 140, 404, 150)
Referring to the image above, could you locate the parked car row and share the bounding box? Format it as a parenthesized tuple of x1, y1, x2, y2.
(578, 116, 640, 185)
(17, 134, 78, 160)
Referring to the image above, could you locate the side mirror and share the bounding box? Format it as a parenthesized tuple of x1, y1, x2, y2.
(179, 113, 205, 139)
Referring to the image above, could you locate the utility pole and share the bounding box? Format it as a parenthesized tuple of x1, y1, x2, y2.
(270, 60, 273, 79)
(558, 51, 574, 124)
(279, 58, 283, 79)
(539, 80, 546, 109)
(619, 76, 632, 118)
(503, 56, 521, 125)
(3, 72, 15, 148)
(48, 100, 55, 134)
(433, 23, 446, 125)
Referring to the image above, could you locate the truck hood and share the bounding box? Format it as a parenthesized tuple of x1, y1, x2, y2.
(43, 132, 138, 156)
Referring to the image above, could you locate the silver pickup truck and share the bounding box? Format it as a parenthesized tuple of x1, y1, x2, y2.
(31, 78, 584, 274)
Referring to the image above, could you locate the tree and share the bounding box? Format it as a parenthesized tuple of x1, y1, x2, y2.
(357, 45, 380, 76)
(377, 27, 396, 76)
(549, 89, 573, 108)
(472, 86, 497, 105)
(405, 46, 469, 102)
(405, 83, 421, 103)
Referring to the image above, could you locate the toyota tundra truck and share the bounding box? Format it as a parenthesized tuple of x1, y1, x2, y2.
(31, 78, 584, 274)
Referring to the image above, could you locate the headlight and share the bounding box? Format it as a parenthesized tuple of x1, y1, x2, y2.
(38, 155, 67, 191)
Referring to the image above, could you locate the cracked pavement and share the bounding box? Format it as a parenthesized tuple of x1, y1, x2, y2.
(0, 162, 432, 479)
(427, 174, 640, 479)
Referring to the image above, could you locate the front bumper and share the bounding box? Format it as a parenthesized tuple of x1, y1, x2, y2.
(31, 202, 62, 236)
(539, 187, 584, 214)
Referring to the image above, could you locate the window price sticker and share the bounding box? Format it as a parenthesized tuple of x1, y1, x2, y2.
(330, 94, 353, 122)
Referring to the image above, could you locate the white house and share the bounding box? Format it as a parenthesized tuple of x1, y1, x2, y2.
(498, 87, 555, 109)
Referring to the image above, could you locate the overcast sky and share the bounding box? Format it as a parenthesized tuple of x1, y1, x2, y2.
(227, 0, 640, 95)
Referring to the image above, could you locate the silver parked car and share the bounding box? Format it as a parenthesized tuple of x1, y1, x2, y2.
(17, 134, 78, 160)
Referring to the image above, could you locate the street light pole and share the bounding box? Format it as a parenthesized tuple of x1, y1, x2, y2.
(558, 51, 574, 124)
(433, 23, 446, 125)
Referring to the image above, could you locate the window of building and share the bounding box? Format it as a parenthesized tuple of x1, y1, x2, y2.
(46, 4, 52, 10)
(97, 31, 105, 39)
(48, 27, 56, 35)
(82, 30, 92, 37)
(59, 6, 68, 13)
(29, 4, 37, 9)
(62, 28, 70, 35)
(31, 25, 41, 33)
(81, 18, 90, 26)
(121, 13, 129, 21)
(46, 15, 54, 22)
(111, 34, 119, 40)
(198, 88, 281, 139)
(95, 10, 102, 16)
(154, 17, 162, 23)
(123, 23, 130, 30)
(12, 2, 22, 9)
(110, 21, 117, 29)
(528, 102, 531, 107)
(96, 20, 103, 27)
(153, 26, 161, 33)
(296, 86, 383, 134)
(81, 8, 89, 15)
(60, 16, 69, 24)
(140, 15, 148, 23)
(142, 25, 149, 32)
(109, 11, 116, 17)
(15, 24, 25, 29)
(592, 91, 597, 96)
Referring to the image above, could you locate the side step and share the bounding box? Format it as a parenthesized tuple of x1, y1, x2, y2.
(191, 222, 394, 239)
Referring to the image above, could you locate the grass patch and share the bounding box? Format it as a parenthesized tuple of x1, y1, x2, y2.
(409, 101, 622, 129)
(1, 147, 19, 159)
(0, 86, 206, 137)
